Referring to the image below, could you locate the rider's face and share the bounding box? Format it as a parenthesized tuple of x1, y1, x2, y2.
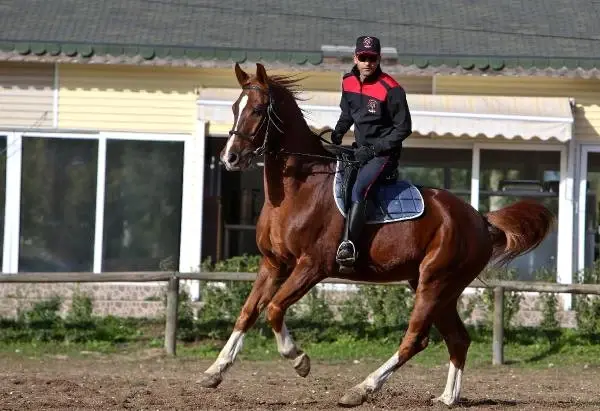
(354, 53, 380, 78)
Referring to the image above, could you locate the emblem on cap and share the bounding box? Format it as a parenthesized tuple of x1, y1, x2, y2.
(363, 37, 373, 48)
(367, 98, 378, 114)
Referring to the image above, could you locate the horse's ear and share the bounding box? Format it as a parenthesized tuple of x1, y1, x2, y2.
(256, 63, 268, 85)
(235, 63, 250, 86)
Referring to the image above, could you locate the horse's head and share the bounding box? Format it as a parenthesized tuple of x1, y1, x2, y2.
(220, 63, 279, 171)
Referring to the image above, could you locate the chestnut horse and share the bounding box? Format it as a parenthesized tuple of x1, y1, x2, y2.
(198, 63, 554, 407)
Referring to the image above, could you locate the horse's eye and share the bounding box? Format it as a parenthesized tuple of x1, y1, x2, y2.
(252, 107, 264, 115)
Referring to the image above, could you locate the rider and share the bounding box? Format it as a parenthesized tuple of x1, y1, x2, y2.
(331, 35, 413, 268)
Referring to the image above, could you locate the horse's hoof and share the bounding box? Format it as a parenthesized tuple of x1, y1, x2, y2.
(293, 352, 311, 377)
(432, 395, 457, 407)
(338, 388, 367, 407)
(197, 373, 222, 388)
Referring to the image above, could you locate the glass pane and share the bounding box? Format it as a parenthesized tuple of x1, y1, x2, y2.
(399, 148, 471, 198)
(480, 149, 560, 280)
(0, 136, 6, 269)
(102, 140, 184, 271)
(583, 152, 600, 272)
(19, 137, 98, 272)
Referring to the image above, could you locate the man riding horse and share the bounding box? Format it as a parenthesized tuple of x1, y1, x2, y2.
(331, 35, 413, 268)
(205, 56, 553, 408)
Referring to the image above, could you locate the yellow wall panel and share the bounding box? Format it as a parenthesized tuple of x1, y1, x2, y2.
(0, 62, 54, 128)
(435, 75, 600, 142)
(58, 65, 198, 134)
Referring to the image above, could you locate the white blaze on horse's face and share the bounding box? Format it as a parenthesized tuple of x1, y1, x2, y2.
(221, 94, 249, 171)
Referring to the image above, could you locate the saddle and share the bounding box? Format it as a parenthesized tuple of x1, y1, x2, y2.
(331, 150, 425, 224)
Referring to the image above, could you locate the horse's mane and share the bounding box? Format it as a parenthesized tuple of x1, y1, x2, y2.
(267, 74, 305, 101)
(267, 75, 322, 140)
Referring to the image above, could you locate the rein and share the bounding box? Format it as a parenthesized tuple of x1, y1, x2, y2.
(279, 130, 359, 165)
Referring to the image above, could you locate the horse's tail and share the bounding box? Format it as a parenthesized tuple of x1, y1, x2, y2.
(484, 200, 555, 266)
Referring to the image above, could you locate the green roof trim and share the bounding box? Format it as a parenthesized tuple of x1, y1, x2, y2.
(79, 45, 94, 58)
(14, 42, 30, 55)
(62, 44, 78, 57)
(31, 42, 46, 56)
(0, 40, 599, 71)
(154, 47, 170, 59)
(489, 58, 505, 71)
(46, 43, 61, 56)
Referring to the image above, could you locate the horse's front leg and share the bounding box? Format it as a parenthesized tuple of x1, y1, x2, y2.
(198, 258, 285, 388)
(266, 255, 326, 378)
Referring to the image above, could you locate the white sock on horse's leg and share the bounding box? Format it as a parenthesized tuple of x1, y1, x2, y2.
(204, 330, 245, 376)
(273, 322, 311, 377)
(434, 362, 463, 406)
(338, 353, 400, 407)
(356, 353, 399, 392)
(274, 322, 298, 358)
(338, 352, 400, 407)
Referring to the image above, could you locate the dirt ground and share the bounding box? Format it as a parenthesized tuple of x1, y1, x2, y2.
(1, 350, 599, 410)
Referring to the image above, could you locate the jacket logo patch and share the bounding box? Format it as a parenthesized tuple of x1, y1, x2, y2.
(367, 98, 378, 113)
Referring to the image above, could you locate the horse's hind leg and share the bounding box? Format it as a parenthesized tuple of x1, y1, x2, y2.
(431, 301, 470, 406)
(265, 255, 325, 378)
(338, 278, 447, 407)
(198, 258, 285, 388)
(407, 279, 470, 406)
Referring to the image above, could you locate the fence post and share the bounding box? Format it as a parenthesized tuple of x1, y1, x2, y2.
(165, 276, 179, 356)
(492, 286, 504, 365)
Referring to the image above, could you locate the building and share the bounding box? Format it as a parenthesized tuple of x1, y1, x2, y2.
(0, 1, 599, 309)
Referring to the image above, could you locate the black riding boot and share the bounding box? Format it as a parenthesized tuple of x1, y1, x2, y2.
(336, 200, 367, 267)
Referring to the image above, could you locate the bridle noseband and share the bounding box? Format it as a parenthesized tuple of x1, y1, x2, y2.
(228, 85, 283, 157)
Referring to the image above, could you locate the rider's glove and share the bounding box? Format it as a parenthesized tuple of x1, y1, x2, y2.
(354, 145, 375, 165)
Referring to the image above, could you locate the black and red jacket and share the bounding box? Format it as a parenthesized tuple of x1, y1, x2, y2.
(333, 66, 412, 155)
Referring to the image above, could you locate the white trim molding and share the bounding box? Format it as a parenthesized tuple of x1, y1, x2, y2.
(179, 121, 206, 300)
(93, 136, 107, 273)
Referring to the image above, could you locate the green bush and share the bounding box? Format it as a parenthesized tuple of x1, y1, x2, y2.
(339, 288, 370, 326)
(1, 293, 144, 344)
(473, 267, 522, 327)
(299, 288, 335, 324)
(16, 296, 65, 342)
(574, 260, 600, 332)
(533, 268, 560, 329)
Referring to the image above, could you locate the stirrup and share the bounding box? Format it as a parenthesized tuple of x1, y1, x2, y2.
(336, 240, 357, 266)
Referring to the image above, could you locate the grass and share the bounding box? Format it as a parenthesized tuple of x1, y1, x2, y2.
(2, 304, 600, 371)
(0, 340, 122, 357)
(0, 332, 600, 369)
(175, 331, 600, 369)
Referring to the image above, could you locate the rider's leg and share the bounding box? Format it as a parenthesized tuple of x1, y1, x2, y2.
(336, 154, 390, 267)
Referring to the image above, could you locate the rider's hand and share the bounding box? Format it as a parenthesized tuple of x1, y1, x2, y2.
(354, 145, 375, 165)
(331, 131, 343, 145)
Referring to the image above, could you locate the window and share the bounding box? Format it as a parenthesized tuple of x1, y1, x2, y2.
(583, 152, 600, 269)
(102, 140, 184, 271)
(479, 149, 560, 279)
(19, 137, 98, 272)
(399, 147, 472, 203)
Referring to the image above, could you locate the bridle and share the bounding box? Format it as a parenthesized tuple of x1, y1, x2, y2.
(228, 85, 283, 158)
(228, 84, 358, 164)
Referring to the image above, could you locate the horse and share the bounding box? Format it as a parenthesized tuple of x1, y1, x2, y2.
(198, 62, 554, 407)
